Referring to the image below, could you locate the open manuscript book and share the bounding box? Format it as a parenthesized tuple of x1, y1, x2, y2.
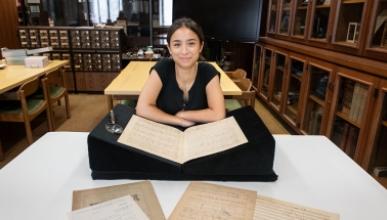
(117, 115, 248, 164)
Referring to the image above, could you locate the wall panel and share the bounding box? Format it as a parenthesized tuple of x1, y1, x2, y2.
(0, 0, 19, 51)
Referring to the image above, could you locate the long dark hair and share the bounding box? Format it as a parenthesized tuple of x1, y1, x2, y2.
(167, 17, 205, 45)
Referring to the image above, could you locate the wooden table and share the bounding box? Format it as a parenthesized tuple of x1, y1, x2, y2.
(104, 61, 242, 110)
(0, 60, 68, 160)
(0, 60, 69, 94)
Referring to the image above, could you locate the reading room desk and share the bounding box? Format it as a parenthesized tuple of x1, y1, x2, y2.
(0, 132, 386, 220)
(104, 61, 242, 110)
(0, 60, 69, 160)
(0, 60, 68, 94)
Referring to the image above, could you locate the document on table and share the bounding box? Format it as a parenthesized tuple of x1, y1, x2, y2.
(169, 182, 257, 220)
(72, 181, 165, 220)
(254, 194, 340, 220)
(118, 115, 247, 164)
(68, 195, 149, 220)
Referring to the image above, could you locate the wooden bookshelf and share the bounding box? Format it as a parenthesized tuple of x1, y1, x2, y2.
(336, 111, 361, 128)
(291, 73, 302, 81)
(342, 0, 366, 4)
(309, 94, 325, 107)
(257, 0, 387, 171)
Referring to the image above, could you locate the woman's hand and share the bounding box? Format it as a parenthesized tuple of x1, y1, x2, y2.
(176, 111, 195, 127)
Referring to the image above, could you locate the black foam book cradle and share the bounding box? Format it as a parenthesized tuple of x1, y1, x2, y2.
(88, 104, 278, 181)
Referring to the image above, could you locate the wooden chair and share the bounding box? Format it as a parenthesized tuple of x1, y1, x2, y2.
(0, 77, 53, 144)
(225, 68, 247, 82)
(44, 68, 71, 129)
(225, 78, 256, 111)
(234, 78, 256, 107)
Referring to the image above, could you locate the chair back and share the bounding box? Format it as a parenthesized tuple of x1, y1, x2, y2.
(235, 78, 252, 92)
(18, 77, 41, 97)
(227, 68, 247, 81)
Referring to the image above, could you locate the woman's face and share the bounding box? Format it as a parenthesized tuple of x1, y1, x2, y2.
(168, 27, 203, 69)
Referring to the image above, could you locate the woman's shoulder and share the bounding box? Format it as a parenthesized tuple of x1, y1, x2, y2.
(198, 61, 220, 83)
(152, 58, 174, 80)
(155, 57, 174, 68)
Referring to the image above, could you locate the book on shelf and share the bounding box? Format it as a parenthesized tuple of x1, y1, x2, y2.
(344, 126, 358, 158)
(348, 82, 367, 124)
(117, 115, 248, 164)
(338, 123, 350, 151)
(355, 83, 368, 125)
(341, 79, 354, 114)
(308, 106, 323, 134)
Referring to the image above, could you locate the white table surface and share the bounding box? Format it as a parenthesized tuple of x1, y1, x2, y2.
(0, 132, 386, 220)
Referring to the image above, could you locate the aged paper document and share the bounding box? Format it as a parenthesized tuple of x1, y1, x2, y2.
(118, 115, 248, 164)
(72, 181, 165, 220)
(254, 194, 340, 220)
(68, 195, 149, 220)
(169, 182, 257, 220)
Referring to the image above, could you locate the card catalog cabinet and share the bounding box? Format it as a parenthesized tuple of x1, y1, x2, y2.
(18, 26, 125, 92)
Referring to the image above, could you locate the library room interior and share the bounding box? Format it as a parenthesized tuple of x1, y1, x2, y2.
(1, 0, 387, 219)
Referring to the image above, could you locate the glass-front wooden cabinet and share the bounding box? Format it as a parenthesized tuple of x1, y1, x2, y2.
(267, 0, 279, 34)
(269, 52, 287, 111)
(282, 56, 307, 127)
(327, 68, 378, 163)
(363, 80, 387, 173)
(332, 0, 367, 48)
(300, 60, 334, 135)
(279, 0, 293, 35)
(309, 0, 334, 41)
(258, 48, 273, 101)
(291, 0, 310, 38)
(252, 45, 263, 89)
(369, 0, 387, 49)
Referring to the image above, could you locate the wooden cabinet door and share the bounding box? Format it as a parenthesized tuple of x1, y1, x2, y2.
(252, 44, 263, 90)
(267, 0, 280, 34)
(331, 0, 368, 54)
(258, 48, 274, 102)
(299, 58, 335, 135)
(364, 0, 387, 62)
(269, 51, 288, 112)
(307, 0, 336, 42)
(282, 54, 307, 129)
(278, 0, 293, 35)
(362, 79, 387, 171)
(326, 67, 379, 164)
(291, 0, 311, 39)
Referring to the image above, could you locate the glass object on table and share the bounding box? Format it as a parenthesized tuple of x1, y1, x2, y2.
(105, 110, 123, 134)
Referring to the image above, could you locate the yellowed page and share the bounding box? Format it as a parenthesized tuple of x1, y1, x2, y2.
(72, 181, 165, 220)
(182, 116, 248, 163)
(169, 182, 257, 220)
(254, 194, 340, 220)
(68, 195, 149, 220)
(118, 115, 184, 163)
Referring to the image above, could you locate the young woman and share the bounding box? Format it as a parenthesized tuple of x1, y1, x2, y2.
(135, 17, 225, 127)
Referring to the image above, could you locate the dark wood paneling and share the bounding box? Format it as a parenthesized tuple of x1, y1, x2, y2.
(0, 0, 19, 51)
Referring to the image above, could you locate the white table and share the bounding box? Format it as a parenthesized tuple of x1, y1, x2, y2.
(0, 132, 386, 220)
